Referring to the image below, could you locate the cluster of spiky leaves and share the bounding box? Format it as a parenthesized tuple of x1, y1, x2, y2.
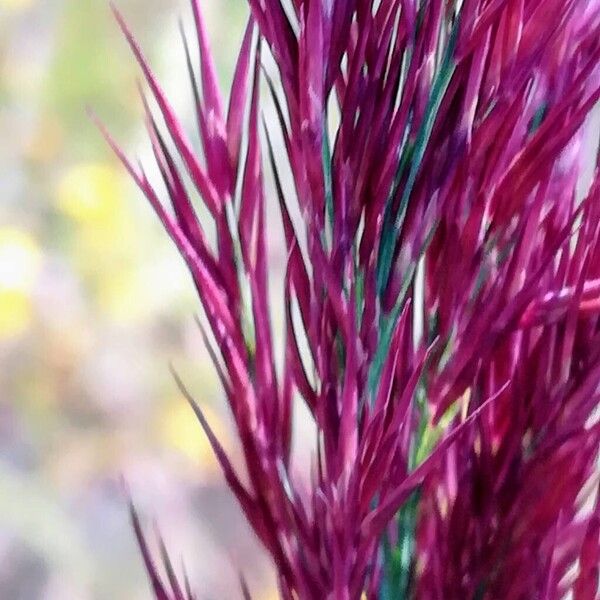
(99, 0, 600, 597)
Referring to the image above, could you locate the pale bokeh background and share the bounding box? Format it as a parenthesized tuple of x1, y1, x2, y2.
(0, 0, 280, 597)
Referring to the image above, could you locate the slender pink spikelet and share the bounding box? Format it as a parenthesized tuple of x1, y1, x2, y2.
(98, 0, 600, 597)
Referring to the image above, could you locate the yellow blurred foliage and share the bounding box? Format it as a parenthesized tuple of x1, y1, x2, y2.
(56, 162, 124, 226)
(56, 162, 147, 321)
(0, 228, 41, 338)
(161, 399, 230, 475)
(95, 269, 140, 322)
(0, 289, 32, 338)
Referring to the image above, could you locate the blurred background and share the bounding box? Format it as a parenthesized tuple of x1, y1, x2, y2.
(0, 0, 280, 597)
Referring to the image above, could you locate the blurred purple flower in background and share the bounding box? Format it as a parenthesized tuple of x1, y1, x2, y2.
(99, 0, 600, 597)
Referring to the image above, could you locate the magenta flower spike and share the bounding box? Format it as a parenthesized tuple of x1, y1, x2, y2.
(98, 0, 600, 597)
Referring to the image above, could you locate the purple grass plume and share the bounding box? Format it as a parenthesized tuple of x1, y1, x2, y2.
(97, 0, 600, 597)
